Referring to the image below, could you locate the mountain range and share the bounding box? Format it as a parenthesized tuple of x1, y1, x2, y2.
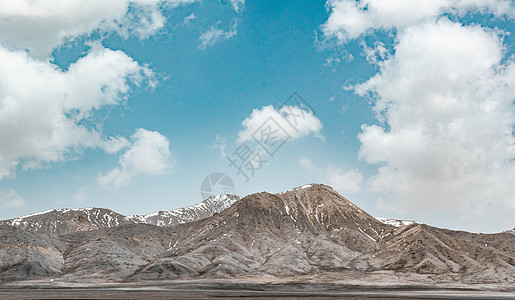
(0, 194, 240, 237)
(0, 184, 514, 288)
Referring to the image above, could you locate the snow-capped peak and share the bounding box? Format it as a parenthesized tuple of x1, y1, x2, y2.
(1, 195, 241, 237)
(126, 194, 241, 227)
(278, 183, 321, 194)
(376, 217, 418, 227)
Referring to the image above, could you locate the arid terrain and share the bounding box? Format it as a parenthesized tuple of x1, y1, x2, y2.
(1, 184, 514, 298)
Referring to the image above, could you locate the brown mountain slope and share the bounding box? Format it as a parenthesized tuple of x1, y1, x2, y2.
(0, 184, 514, 285)
(372, 223, 515, 282)
(129, 185, 515, 282)
(0, 208, 133, 237)
(128, 185, 392, 279)
(0, 225, 65, 281)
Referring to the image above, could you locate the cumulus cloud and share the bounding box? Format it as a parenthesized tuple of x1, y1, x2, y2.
(0, 189, 27, 209)
(355, 20, 515, 224)
(0, 44, 152, 178)
(299, 157, 363, 194)
(0, 0, 196, 58)
(198, 20, 237, 49)
(322, 0, 514, 43)
(238, 105, 323, 144)
(98, 128, 173, 190)
(322, 0, 515, 230)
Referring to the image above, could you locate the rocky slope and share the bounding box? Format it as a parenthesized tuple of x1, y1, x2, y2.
(128, 184, 393, 280)
(0, 184, 514, 285)
(0, 194, 240, 237)
(0, 208, 132, 237)
(0, 225, 65, 281)
(126, 194, 241, 227)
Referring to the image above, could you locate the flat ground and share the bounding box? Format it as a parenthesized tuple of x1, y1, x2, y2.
(1, 281, 515, 299)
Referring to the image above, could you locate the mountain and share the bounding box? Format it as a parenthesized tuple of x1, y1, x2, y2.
(0, 225, 65, 282)
(0, 194, 240, 237)
(128, 183, 394, 280)
(0, 184, 514, 286)
(0, 208, 133, 237)
(126, 194, 241, 227)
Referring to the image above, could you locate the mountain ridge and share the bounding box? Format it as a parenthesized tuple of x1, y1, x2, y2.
(0, 183, 514, 286)
(0, 194, 240, 237)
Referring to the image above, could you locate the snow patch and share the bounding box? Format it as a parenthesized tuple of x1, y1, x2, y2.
(126, 194, 240, 226)
(377, 217, 418, 227)
(279, 184, 314, 194)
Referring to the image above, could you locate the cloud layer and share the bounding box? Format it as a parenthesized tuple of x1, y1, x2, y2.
(357, 20, 515, 215)
(0, 0, 186, 194)
(0, 0, 196, 58)
(322, 0, 514, 43)
(323, 0, 515, 230)
(0, 44, 154, 178)
(98, 128, 173, 190)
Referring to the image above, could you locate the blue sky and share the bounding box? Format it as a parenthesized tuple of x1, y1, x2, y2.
(0, 0, 514, 233)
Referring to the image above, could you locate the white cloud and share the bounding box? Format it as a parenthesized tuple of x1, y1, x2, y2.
(238, 105, 323, 144)
(324, 56, 342, 68)
(361, 41, 389, 65)
(322, 0, 514, 43)
(210, 134, 227, 158)
(0, 189, 27, 209)
(183, 12, 197, 25)
(354, 20, 515, 226)
(299, 157, 363, 194)
(198, 20, 237, 49)
(325, 166, 363, 194)
(98, 128, 173, 190)
(228, 0, 245, 13)
(320, 0, 515, 231)
(0, 44, 151, 178)
(0, 0, 196, 58)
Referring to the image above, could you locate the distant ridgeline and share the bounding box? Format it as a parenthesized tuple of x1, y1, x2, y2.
(0, 184, 514, 285)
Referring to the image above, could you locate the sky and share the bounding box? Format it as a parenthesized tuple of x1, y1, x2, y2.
(0, 0, 513, 233)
